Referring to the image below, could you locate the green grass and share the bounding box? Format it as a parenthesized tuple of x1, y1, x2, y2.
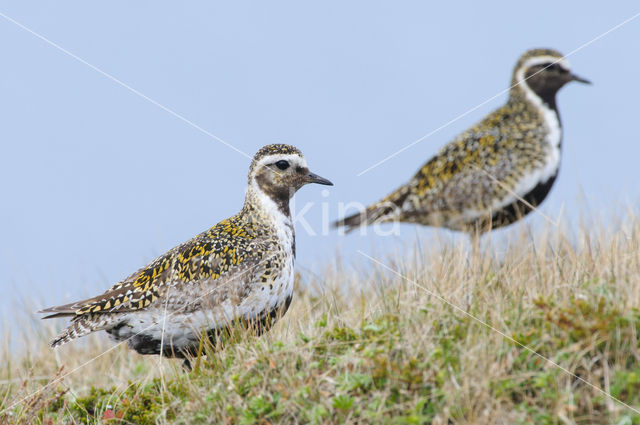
(2, 214, 640, 424)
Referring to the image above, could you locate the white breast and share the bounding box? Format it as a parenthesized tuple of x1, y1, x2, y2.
(515, 81, 561, 181)
(513, 60, 563, 188)
(235, 183, 295, 316)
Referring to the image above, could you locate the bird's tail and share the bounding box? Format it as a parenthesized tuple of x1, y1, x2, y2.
(333, 186, 410, 233)
(50, 316, 109, 348)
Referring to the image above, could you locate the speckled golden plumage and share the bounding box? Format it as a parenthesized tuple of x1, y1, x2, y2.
(73, 213, 263, 316)
(335, 48, 590, 233)
(40, 144, 332, 361)
(409, 98, 549, 213)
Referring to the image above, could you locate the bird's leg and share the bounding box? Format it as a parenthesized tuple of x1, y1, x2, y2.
(464, 226, 485, 310)
(181, 358, 192, 372)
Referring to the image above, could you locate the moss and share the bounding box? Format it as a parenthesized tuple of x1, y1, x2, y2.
(69, 378, 185, 425)
(491, 295, 640, 422)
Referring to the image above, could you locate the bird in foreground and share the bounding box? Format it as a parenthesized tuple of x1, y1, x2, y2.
(335, 48, 590, 234)
(40, 144, 332, 367)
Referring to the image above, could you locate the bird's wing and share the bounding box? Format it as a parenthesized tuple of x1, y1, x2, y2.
(39, 217, 271, 318)
(405, 125, 528, 215)
(333, 127, 519, 231)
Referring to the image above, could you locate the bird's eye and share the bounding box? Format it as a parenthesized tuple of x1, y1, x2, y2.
(275, 160, 290, 170)
(544, 63, 567, 73)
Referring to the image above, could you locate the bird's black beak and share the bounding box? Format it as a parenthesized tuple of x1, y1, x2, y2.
(570, 73, 591, 84)
(306, 172, 333, 186)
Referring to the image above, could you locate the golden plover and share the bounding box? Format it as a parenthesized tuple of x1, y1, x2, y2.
(40, 144, 332, 364)
(335, 48, 590, 234)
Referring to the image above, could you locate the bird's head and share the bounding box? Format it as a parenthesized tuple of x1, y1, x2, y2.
(248, 144, 333, 207)
(511, 48, 590, 105)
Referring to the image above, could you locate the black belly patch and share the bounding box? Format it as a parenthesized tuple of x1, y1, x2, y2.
(473, 173, 557, 231)
(107, 295, 294, 358)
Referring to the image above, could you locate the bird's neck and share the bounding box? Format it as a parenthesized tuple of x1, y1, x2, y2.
(508, 82, 563, 150)
(242, 183, 292, 227)
(242, 183, 296, 257)
(510, 76, 559, 112)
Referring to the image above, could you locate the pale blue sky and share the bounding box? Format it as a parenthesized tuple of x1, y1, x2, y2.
(1, 2, 639, 322)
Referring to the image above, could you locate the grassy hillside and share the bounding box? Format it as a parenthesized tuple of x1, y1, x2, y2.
(2, 213, 640, 424)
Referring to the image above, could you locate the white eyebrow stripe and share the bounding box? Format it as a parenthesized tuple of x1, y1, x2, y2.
(515, 55, 571, 87)
(520, 55, 571, 72)
(255, 153, 307, 168)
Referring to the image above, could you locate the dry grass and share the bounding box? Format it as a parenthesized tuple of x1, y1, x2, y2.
(2, 210, 640, 424)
